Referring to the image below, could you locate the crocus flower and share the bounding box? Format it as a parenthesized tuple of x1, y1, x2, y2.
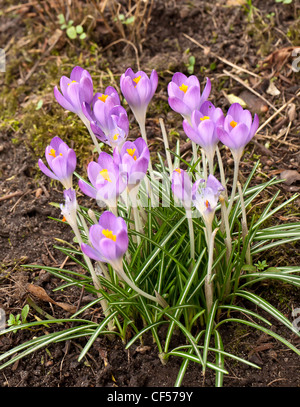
(171, 168, 193, 210)
(81, 211, 129, 271)
(192, 174, 224, 227)
(38, 136, 76, 189)
(182, 101, 224, 173)
(54, 66, 93, 117)
(216, 103, 259, 162)
(168, 72, 211, 122)
(78, 151, 126, 210)
(114, 137, 150, 191)
(60, 188, 78, 228)
(82, 90, 129, 150)
(120, 68, 158, 128)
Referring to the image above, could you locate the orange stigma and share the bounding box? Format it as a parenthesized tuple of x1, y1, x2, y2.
(179, 83, 188, 94)
(126, 148, 137, 161)
(99, 169, 112, 182)
(175, 168, 182, 174)
(102, 229, 116, 241)
(98, 94, 109, 103)
(230, 120, 237, 128)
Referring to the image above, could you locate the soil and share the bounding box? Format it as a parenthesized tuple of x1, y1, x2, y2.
(0, 0, 300, 388)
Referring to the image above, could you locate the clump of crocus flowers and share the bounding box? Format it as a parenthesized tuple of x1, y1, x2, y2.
(39, 65, 259, 316)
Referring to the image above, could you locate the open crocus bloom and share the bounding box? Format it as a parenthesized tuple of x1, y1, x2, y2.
(171, 168, 193, 210)
(81, 211, 128, 270)
(38, 136, 76, 189)
(120, 68, 158, 126)
(78, 151, 126, 208)
(168, 72, 211, 122)
(216, 103, 259, 161)
(54, 66, 93, 116)
(183, 102, 224, 168)
(114, 137, 150, 191)
(192, 174, 224, 225)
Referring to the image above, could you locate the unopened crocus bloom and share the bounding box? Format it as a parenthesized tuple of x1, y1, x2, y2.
(114, 138, 150, 191)
(120, 68, 158, 132)
(38, 136, 76, 189)
(192, 174, 224, 228)
(60, 188, 78, 229)
(171, 168, 193, 210)
(182, 101, 224, 173)
(216, 103, 259, 162)
(216, 103, 259, 214)
(78, 151, 126, 212)
(54, 66, 93, 116)
(168, 72, 211, 122)
(81, 211, 128, 271)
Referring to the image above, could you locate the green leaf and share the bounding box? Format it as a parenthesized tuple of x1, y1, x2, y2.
(76, 25, 84, 34)
(58, 14, 65, 24)
(35, 100, 43, 110)
(66, 26, 77, 39)
(124, 16, 135, 25)
(79, 33, 87, 40)
(21, 305, 30, 323)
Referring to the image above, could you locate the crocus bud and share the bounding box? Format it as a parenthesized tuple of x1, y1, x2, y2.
(168, 72, 211, 122)
(81, 211, 129, 271)
(54, 66, 93, 116)
(216, 103, 259, 161)
(60, 188, 78, 228)
(38, 136, 76, 189)
(192, 175, 224, 226)
(120, 68, 158, 127)
(171, 168, 193, 210)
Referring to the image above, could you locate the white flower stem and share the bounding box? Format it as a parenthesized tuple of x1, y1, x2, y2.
(216, 145, 228, 200)
(114, 263, 167, 308)
(204, 224, 218, 316)
(227, 156, 240, 216)
(80, 115, 101, 156)
(219, 195, 232, 263)
(186, 209, 195, 262)
(159, 118, 173, 176)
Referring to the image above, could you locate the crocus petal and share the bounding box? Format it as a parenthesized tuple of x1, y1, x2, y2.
(99, 238, 117, 261)
(199, 77, 211, 106)
(38, 159, 59, 181)
(249, 113, 259, 139)
(98, 210, 119, 231)
(78, 179, 97, 199)
(54, 86, 76, 113)
(81, 243, 105, 262)
(184, 85, 201, 112)
(115, 229, 129, 257)
(168, 97, 192, 117)
(227, 103, 244, 121)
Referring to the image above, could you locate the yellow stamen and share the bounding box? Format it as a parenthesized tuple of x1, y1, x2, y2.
(200, 116, 210, 121)
(98, 94, 109, 103)
(49, 148, 56, 158)
(102, 229, 116, 241)
(230, 120, 237, 128)
(179, 83, 188, 94)
(205, 200, 209, 208)
(133, 75, 141, 84)
(175, 168, 181, 174)
(126, 148, 137, 160)
(62, 216, 66, 222)
(113, 134, 119, 141)
(99, 169, 112, 182)
(67, 80, 77, 86)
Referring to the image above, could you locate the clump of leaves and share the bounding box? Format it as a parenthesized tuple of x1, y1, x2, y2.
(7, 305, 30, 334)
(58, 14, 87, 40)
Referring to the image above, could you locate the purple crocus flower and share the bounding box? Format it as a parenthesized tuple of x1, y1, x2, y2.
(81, 211, 128, 270)
(182, 101, 224, 172)
(168, 72, 211, 122)
(82, 90, 129, 150)
(78, 151, 126, 208)
(192, 174, 224, 226)
(120, 68, 158, 127)
(171, 168, 193, 210)
(54, 66, 93, 116)
(60, 188, 78, 228)
(216, 103, 259, 161)
(38, 136, 76, 189)
(114, 137, 150, 191)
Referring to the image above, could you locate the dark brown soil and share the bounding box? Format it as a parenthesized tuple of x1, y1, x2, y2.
(0, 0, 299, 388)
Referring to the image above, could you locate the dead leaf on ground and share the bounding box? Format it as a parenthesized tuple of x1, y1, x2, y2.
(238, 90, 269, 114)
(287, 103, 296, 122)
(262, 47, 298, 71)
(266, 81, 281, 97)
(226, 0, 247, 5)
(280, 170, 300, 185)
(26, 283, 77, 314)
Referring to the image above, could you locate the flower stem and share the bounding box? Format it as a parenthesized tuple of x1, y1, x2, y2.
(205, 225, 218, 316)
(80, 115, 101, 156)
(186, 209, 195, 261)
(227, 156, 240, 216)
